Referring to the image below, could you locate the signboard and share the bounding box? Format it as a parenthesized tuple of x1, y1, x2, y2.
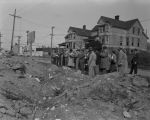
(27, 31, 35, 45)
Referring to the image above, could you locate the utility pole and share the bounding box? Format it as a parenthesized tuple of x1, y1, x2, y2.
(26, 31, 29, 45)
(9, 9, 21, 51)
(50, 26, 55, 63)
(16, 36, 22, 55)
(0, 32, 3, 50)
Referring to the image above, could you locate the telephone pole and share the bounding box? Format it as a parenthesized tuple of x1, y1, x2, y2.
(50, 26, 55, 63)
(0, 32, 3, 50)
(9, 9, 21, 51)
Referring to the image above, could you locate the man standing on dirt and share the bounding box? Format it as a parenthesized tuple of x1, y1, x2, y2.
(88, 47, 96, 78)
(95, 49, 100, 75)
(118, 48, 128, 76)
(129, 49, 139, 76)
(100, 46, 110, 74)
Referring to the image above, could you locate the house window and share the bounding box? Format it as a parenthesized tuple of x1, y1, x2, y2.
(137, 38, 140, 47)
(138, 28, 140, 35)
(132, 37, 134, 46)
(73, 42, 75, 49)
(120, 36, 123, 46)
(100, 27, 104, 33)
(131, 49, 134, 53)
(102, 36, 105, 44)
(66, 44, 69, 48)
(105, 25, 109, 32)
(103, 26, 105, 32)
(69, 34, 71, 39)
(126, 37, 129, 46)
(100, 26, 105, 33)
(133, 27, 135, 34)
(69, 42, 72, 48)
(105, 36, 109, 44)
(99, 36, 102, 43)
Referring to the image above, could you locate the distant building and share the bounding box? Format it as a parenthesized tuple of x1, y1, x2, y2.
(63, 15, 148, 51)
(36, 47, 64, 56)
(12, 43, 19, 55)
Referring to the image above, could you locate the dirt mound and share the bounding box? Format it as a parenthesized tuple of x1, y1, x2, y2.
(0, 56, 150, 120)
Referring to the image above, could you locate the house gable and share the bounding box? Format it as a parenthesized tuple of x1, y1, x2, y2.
(127, 19, 144, 32)
(67, 26, 91, 37)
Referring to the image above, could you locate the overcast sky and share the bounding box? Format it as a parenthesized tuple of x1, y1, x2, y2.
(0, 0, 150, 50)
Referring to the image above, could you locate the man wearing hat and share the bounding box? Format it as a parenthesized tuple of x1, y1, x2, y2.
(88, 47, 97, 78)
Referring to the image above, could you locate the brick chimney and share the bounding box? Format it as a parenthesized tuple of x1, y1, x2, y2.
(115, 15, 119, 20)
(83, 25, 86, 30)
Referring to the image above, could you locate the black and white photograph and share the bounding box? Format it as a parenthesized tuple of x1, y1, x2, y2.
(0, 0, 150, 119)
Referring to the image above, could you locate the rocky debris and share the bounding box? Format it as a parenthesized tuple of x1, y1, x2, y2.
(132, 76, 149, 87)
(0, 56, 150, 120)
(20, 107, 32, 115)
(11, 63, 26, 74)
(0, 107, 7, 114)
(123, 111, 132, 118)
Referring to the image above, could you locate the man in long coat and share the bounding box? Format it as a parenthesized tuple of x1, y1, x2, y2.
(100, 46, 110, 73)
(118, 48, 128, 76)
(88, 47, 97, 78)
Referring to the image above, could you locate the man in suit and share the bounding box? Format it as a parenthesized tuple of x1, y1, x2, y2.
(130, 49, 139, 76)
(88, 47, 97, 78)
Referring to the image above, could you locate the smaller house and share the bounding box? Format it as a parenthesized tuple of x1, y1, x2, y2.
(65, 25, 91, 50)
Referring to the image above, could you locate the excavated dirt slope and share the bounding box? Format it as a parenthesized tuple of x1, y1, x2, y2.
(0, 56, 150, 120)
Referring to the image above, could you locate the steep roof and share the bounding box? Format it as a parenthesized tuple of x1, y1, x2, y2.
(68, 26, 91, 37)
(92, 24, 105, 31)
(97, 16, 140, 30)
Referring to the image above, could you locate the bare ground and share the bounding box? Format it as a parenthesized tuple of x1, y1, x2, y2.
(0, 56, 150, 120)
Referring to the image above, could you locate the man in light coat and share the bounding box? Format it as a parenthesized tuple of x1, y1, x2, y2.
(118, 48, 128, 76)
(88, 47, 97, 78)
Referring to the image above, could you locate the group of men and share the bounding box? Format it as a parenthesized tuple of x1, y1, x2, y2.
(88, 47, 139, 78)
(52, 47, 139, 78)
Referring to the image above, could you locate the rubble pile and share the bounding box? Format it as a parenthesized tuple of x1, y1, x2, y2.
(0, 56, 150, 120)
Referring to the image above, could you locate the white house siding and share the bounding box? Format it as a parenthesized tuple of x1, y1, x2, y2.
(110, 27, 127, 47)
(141, 34, 147, 50)
(127, 21, 147, 50)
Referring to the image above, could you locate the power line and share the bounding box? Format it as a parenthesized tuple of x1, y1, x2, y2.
(22, 17, 49, 29)
(140, 18, 150, 22)
(17, 3, 41, 15)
